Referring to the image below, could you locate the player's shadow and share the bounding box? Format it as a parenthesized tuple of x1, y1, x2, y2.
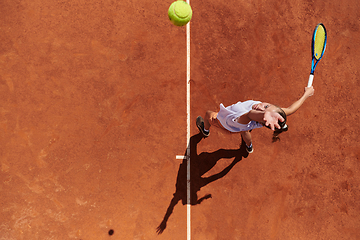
(156, 133, 249, 234)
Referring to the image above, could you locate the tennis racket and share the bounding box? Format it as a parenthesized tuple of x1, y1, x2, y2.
(307, 23, 327, 87)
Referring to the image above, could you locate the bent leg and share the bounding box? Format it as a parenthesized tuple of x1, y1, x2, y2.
(240, 130, 252, 147)
(204, 111, 219, 130)
(197, 111, 226, 137)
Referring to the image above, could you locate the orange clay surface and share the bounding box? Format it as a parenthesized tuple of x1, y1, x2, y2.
(1, 0, 360, 239)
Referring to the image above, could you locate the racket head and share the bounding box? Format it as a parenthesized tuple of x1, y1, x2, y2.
(312, 23, 327, 61)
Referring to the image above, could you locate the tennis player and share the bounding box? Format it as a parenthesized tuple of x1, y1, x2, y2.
(196, 87, 315, 153)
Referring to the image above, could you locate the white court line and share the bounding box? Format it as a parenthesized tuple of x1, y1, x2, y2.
(186, 1, 191, 239)
(174, 2, 191, 238)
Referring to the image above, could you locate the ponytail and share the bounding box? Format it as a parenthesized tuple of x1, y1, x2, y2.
(272, 124, 288, 142)
(264, 106, 288, 142)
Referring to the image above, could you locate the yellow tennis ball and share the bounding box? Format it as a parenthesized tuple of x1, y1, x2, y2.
(168, 0, 193, 26)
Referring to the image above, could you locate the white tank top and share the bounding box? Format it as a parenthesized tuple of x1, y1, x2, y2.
(217, 100, 264, 132)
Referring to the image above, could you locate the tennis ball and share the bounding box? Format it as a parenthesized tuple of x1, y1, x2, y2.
(168, 0, 193, 26)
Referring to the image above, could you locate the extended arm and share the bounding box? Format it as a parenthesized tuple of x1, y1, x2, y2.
(283, 87, 314, 116)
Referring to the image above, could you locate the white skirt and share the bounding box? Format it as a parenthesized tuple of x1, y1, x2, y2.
(216, 101, 263, 132)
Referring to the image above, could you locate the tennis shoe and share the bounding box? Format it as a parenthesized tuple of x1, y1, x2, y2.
(246, 145, 253, 154)
(196, 116, 209, 137)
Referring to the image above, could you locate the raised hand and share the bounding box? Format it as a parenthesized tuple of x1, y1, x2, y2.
(304, 86, 315, 98)
(263, 110, 284, 131)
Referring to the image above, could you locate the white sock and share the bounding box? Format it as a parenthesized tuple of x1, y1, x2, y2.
(204, 128, 209, 132)
(246, 143, 252, 148)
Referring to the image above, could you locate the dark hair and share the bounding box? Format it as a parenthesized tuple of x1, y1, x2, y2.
(264, 106, 288, 142)
(276, 107, 287, 129)
(272, 124, 288, 142)
(264, 106, 287, 130)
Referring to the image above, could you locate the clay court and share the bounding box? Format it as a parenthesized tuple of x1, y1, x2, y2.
(1, 0, 360, 239)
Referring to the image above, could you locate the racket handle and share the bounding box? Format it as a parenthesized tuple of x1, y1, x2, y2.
(307, 74, 314, 87)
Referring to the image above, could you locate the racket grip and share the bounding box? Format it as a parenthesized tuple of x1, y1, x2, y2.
(307, 74, 314, 87)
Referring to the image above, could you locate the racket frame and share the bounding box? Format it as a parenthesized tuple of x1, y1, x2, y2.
(307, 23, 327, 87)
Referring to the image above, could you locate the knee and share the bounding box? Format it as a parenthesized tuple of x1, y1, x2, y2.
(205, 110, 215, 119)
(205, 110, 213, 119)
(205, 111, 217, 124)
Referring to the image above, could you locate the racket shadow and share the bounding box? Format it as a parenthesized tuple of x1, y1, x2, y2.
(156, 133, 249, 234)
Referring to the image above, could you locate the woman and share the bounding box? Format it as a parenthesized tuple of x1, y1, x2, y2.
(196, 86, 315, 153)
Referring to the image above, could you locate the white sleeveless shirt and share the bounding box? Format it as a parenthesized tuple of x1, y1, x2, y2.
(217, 100, 264, 132)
